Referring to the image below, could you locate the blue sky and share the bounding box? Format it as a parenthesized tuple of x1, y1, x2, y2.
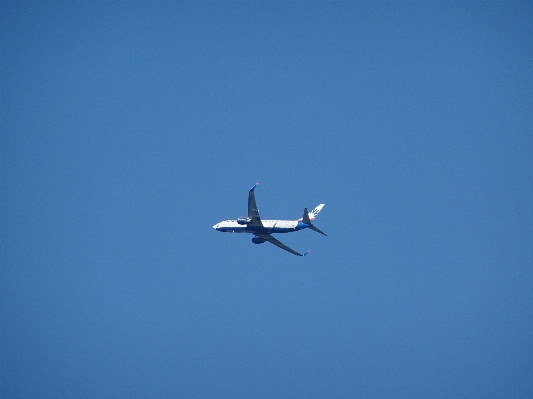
(1, 2, 532, 398)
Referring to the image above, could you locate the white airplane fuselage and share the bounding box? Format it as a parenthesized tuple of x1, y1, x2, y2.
(213, 219, 309, 234)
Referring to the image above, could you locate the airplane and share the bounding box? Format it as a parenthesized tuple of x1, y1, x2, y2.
(212, 183, 326, 256)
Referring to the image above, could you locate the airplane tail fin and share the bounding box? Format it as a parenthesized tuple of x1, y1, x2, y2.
(309, 204, 325, 219)
(303, 207, 327, 236)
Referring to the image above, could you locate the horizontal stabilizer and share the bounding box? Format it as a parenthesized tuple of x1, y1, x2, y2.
(303, 208, 327, 236)
(308, 224, 327, 236)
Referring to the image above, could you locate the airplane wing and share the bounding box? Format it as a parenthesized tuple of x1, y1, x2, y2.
(247, 183, 263, 227)
(256, 233, 303, 256)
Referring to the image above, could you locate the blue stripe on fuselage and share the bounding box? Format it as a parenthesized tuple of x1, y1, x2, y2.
(296, 221, 310, 231)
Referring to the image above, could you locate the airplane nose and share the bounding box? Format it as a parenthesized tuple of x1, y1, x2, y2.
(213, 223, 218, 229)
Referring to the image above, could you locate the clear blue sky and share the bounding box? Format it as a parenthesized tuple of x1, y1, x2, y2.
(2, 2, 532, 398)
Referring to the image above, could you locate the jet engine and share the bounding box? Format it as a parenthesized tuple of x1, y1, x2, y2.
(252, 236, 265, 244)
(237, 217, 250, 225)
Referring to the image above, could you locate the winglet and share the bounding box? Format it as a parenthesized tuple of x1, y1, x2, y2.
(303, 250, 311, 256)
(250, 182, 259, 191)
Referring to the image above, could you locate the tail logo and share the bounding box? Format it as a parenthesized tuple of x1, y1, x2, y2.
(309, 204, 325, 219)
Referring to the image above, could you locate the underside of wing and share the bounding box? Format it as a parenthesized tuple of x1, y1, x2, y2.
(257, 233, 303, 256)
(247, 183, 263, 227)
